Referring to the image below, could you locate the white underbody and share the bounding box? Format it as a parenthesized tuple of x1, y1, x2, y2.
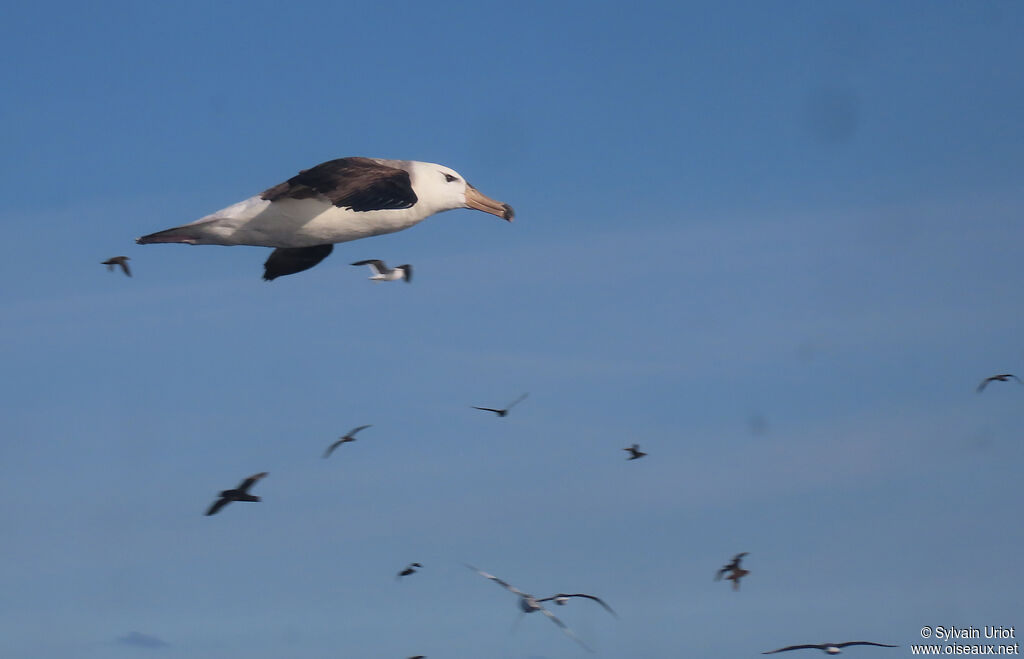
(176, 195, 446, 248)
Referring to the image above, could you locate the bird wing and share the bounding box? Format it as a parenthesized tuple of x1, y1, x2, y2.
(205, 497, 229, 516)
(401, 264, 412, 282)
(538, 593, 617, 617)
(535, 605, 594, 653)
(977, 377, 993, 392)
(323, 440, 343, 459)
(351, 260, 387, 275)
(119, 261, 132, 276)
(346, 424, 372, 437)
(261, 158, 417, 212)
(472, 407, 502, 414)
(835, 642, 899, 648)
(465, 564, 529, 597)
(762, 645, 823, 654)
(237, 472, 268, 493)
(263, 244, 334, 281)
(505, 393, 529, 410)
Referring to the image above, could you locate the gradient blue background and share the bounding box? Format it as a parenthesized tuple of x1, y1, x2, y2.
(1, 2, 1022, 657)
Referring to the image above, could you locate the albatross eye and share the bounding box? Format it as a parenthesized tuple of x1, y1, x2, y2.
(444, 173, 458, 183)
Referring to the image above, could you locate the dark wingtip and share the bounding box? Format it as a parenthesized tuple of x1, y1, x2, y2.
(502, 204, 515, 221)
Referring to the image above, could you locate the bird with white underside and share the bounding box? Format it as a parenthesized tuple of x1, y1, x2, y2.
(136, 157, 514, 280)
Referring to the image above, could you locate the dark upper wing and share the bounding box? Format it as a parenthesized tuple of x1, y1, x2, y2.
(263, 244, 334, 281)
(323, 440, 344, 459)
(401, 264, 412, 282)
(538, 593, 617, 617)
(977, 377, 993, 392)
(535, 606, 594, 653)
(345, 425, 371, 438)
(119, 261, 132, 277)
(763, 645, 823, 654)
(505, 393, 529, 410)
(205, 497, 229, 516)
(835, 642, 899, 648)
(237, 472, 268, 493)
(260, 158, 417, 212)
(472, 407, 502, 414)
(351, 260, 386, 269)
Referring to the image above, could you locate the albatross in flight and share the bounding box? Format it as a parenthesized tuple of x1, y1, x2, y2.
(472, 393, 528, 417)
(205, 472, 268, 516)
(465, 564, 612, 652)
(714, 552, 750, 590)
(136, 157, 514, 280)
(762, 642, 898, 654)
(351, 259, 412, 282)
(322, 425, 372, 458)
(976, 373, 1022, 392)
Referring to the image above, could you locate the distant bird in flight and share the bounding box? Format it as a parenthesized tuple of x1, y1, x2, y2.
(714, 552, 749, 591)
(397, 562, 423, 579)
(762, 642, 898, 654)
(465, 564, 598, 652)
(623, 444, 647, 460)
(322, 425, 372, 458)
(472, 393, 528, 417)
(205, 472, 268, 516)
(135, 157, 513, 280)
(977, 374, 1023, 392)
(408, 656, 426, 658)
(102, 256, 131, 277)
(351, 259, 412, 282)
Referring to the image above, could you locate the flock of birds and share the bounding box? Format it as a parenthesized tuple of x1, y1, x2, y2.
(99, 156, 1021, 656)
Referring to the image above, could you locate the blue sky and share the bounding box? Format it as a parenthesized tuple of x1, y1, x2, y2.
(1, 2, 1022, 658)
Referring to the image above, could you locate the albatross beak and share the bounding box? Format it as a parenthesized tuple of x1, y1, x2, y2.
(465, 184, 515, 221)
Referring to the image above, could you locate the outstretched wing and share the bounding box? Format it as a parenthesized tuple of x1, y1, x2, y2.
(237, 472, 268, 493)
(205, 497, 229, 516)
(261, 158, 417, 212)
(762, 645, 823, 654)
(538, 593, 617, 617)
(263, 245, 334, 281)
(351, 260, 387, 276)
(536, 606, 594, 653)
(835, 642, 899, 649)
(472, 407, 502, 414)
(345, 424, 372, 438)
(323, 440, 344, 459)
(465, 564, 529, 597)
(505, 393, 529, 410)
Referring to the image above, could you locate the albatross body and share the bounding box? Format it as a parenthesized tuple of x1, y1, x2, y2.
(136, 157, 514, 279)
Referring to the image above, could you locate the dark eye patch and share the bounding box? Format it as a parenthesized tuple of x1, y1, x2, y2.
(444, 173, 458, 183)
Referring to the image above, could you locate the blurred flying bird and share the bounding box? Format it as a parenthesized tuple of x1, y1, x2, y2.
(472, 393, 528, 417)
(102, 256, 131, 277)
(205, 472, 268, 516)
(624, 444, 647, 460)
(465, 564, 596, 652)
(397, 562, 423, 579)
(351, 259, 412, 282)
(135, 157, 513, 280)
(323, 425, 372, 458)
(976, 374, 1022, 392)
(762, 642, 898, 654)
(715, 552, 749, 591)
(536, 593, 616, 617)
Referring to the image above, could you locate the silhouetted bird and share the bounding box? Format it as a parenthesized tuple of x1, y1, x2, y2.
(472, 393, 528, 417)
(351, 259, 412, 282)
(465, 564, 604, 652)
(715, 552, 749, 591)
(323, 425, 372, 458)
(977, 374, 1023, 392)
(205, 472, 268, 516)
(397, 562, 423, 579)
(624, 444, 647, 460)
(762, 642, 898, 655)
(102, 256, 131, 277)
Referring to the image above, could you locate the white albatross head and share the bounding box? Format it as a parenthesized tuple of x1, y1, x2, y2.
(406, 161, 514, 220)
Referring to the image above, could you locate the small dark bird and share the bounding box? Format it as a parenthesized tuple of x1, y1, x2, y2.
(322, 425, 372, 458)
(762, 642, 898, 655)
(205, 472, 268, 516)
(623, 444, 647, 460)
(408, 656, 426, 658)
(351, 259, 412, 282)
(715, 552, 749, 591)
(397, 562, 423, 579)
(472, 393, 528, 417)
(102, 256, 131, 277)
(977, 373, 1023, 392)
(537, 593, 617, 617)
